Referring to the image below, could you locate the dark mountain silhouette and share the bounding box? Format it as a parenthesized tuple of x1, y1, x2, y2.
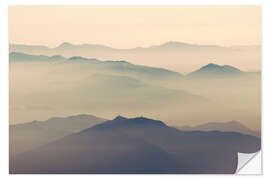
(10, 116, 260, 174)
(10, 114, 106, 155)
(187, 63, 243, 78)
(178, 120, 260, 137)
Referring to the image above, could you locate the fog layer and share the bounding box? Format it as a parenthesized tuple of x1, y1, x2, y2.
(9, 54, 260, 131)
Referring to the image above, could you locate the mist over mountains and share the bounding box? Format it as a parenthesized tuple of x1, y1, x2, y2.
(9, 41, 261, 174)
(9, 51, 260, 131)
(9, 52, 257, 79)
(9, 41, 261, 74)
(10, 115, 260, 174)
(10, 52, 182, 81)
(9, 4, 261, 174)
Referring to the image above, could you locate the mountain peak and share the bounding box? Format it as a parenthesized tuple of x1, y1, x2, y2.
(57, 42, 73, 48)
(188, 63, 243, 78)
(203, 63, 220, 68)
(160, 41, 191, 48)
(201, 63, 241, 72)
(89, 116, 167, 131)
(113, 115, 128, 121)
(68, 56, 89, 61)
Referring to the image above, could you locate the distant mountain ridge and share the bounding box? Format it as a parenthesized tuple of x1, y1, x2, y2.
(10, 114, 106, 156)
(9, 52, 66, 62)
(187, 63, 243, 78)
(10, 115, 261, 174)
(10, 52, 257, 78)
(55, 42, 114, 50)
(90, 115, 167, 130)
(10, 41, 224, 51)
(150, 41, 221, 49)
(10, 41, 259, 51)
(9, 52, 182, 79)
(178, 120, 260, 137)
(9, 41, 261, 74)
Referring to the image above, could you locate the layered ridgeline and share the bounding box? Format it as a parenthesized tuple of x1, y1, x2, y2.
(9, 52, 260, 131)
(9, 52, 258, 79)
(9, 51, 204, 125)
(10, 116, 260, 174)
(10, 114, 260, 158)
(9, 41, 260, 73)
(9, 52, 182, 81)
(9, 114, 106, 156)
(178, 120, 260, 138)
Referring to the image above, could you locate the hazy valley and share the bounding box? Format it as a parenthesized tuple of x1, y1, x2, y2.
(10, 51, 260, 131)
(9, 6, 261, 174)
(8, 44, 261, 174)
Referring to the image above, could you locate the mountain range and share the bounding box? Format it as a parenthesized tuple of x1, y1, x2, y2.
(9, 51, 260, 130)
(8, 41, 227, 53)
(9, 52, 182, 81)
(10, 115, 261, 174)
(9, 42, 261, 174)
(178, 120, 260, 137)
(10, 52, 257, 79)
(10, 114, 106, 155)
(10, 41, 259, 54)
(9, 41, 261, 73)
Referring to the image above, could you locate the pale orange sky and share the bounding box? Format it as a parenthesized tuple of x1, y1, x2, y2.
(9, 6, 261, 48)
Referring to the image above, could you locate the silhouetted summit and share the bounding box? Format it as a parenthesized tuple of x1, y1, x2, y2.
(203, 63, 221, 68)
(114, 115, 128, 121)
(57, 42, 73, 48)
(90, 116, 167, 130)
(202, 63, 241, 72)
(10, 116, 260, 174)
(187, 63, 243, 78)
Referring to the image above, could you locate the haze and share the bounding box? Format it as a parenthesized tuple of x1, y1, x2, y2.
(9, 6, 261, 131)
(9, 55, 261, 131)
(9, 6, 260, 48)
(9, 6, 261, 174)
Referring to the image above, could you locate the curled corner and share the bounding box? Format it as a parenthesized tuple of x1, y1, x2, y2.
(236, 151, 262, 174)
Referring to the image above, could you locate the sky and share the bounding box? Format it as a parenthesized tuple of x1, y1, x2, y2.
(9, 6, 261, 48)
